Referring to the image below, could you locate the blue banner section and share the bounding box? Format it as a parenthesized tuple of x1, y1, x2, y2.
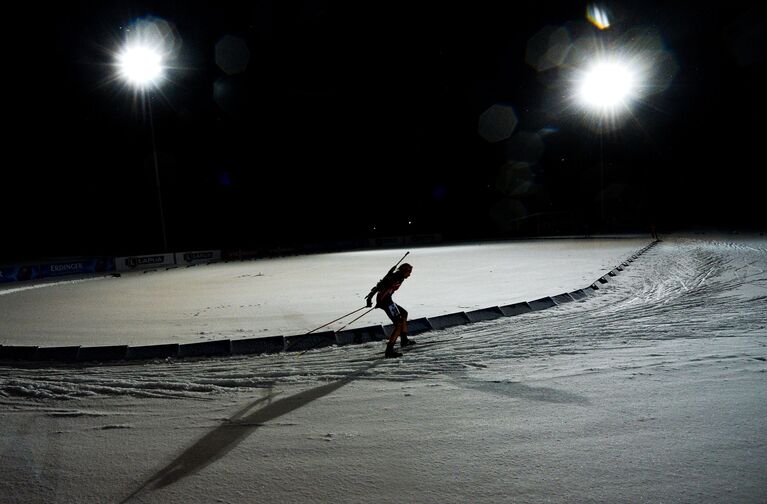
(38, 258, 115, 278)
(0, 258, 114, 283)
(0, 265, 39, 283)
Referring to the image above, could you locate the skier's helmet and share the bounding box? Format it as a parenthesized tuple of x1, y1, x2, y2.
(399, 263, 413, 273)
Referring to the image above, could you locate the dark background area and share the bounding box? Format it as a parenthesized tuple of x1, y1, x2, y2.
(3, 1, 765, 262)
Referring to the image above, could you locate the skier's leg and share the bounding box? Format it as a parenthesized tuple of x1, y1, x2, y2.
(387, 321, 402, 345)
(397, 306, 415, 347)
(384, 303, 403, 358)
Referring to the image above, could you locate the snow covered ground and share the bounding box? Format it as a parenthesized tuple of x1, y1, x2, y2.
(1, 237, 650, 347)
(1, 235, 765, 503)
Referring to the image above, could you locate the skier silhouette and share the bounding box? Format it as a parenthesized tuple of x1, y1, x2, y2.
(365, 263, 414, 358)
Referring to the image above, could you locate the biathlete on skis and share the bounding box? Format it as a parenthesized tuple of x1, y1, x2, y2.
(365, 262, 414, 358)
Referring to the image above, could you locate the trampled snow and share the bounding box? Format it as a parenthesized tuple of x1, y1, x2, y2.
(1, 235, 765, 503)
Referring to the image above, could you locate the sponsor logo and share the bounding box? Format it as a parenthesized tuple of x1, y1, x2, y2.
(125, 255, 166, 268)
(50, 263, 84, 272)
(183, 251, 214, 262)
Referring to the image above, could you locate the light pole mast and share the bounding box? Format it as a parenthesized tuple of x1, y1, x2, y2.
(147, 102, 168, 251)
(115, 22, 172, 251)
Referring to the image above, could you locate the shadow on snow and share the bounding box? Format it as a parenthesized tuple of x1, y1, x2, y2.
(121, 359, 383, 503)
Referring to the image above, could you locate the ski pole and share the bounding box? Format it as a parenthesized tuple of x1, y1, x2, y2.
(335, 306, 377, 333)
(294, 306, 375, 358)
(297, 306, 377, 357)
(305, 306, 368, 335)
(287, 306, 368, 355)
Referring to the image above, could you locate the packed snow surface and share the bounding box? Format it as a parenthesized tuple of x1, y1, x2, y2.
(1, 235, 765, 503)
(1, 237, 648, 346)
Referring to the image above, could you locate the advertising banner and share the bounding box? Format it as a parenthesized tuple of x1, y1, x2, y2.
(0, 265, 39, 283)
(174, 250, 222, 266)
(38, 258, 115, 278)
(115, 253, 176, 272)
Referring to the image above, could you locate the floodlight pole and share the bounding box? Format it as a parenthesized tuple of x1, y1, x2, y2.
(148, 100, 168, 252)
(600, 125, 604, 230)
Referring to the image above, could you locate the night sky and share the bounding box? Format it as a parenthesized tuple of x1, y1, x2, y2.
(4, 1, 765, 262)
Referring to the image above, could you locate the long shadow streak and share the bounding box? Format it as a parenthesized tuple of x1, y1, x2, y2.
(458, 378, 590, 405)
(121, 360, 382, 503)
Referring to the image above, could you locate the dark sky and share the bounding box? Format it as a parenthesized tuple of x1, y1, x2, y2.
(4, 1, 765, 261)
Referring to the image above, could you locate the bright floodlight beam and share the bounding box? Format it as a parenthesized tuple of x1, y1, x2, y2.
(576, 59, 637, 114)
(117, 45, 164, 89)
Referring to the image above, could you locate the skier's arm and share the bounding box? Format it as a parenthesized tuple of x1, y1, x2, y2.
(365, 286, 377, 307)
(364, 267, 396, 307)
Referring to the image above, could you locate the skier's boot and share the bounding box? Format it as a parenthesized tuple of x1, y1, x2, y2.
(385, 344, 403, 358)
(400, 334, 415, 348)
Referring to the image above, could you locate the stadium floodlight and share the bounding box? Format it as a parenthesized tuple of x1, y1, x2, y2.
(117, 45, 164, 89)
(568, 52, 643, 229)
(575, 57, 638, 116)
(555, 11, 677, 231)
(110, 16, 182, 252)
(112, 16, 180, 93)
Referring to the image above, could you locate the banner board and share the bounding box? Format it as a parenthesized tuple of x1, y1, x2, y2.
(115, 253, 176, 272)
